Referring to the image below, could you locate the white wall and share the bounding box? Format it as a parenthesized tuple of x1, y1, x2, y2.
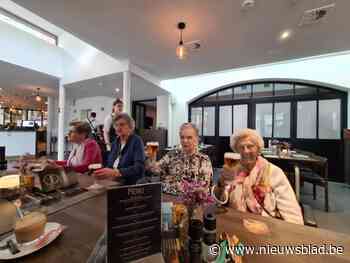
(66, 96, 114, 127)
(0, 20, 63, 78)
(162, 52, 350, 145)
(60, 33, 127, 85)
(156, 95, 172, 146)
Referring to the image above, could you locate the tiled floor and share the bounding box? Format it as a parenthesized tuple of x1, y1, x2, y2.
(301, 182, 350, 234)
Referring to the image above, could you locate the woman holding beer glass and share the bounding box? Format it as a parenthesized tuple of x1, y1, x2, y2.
(146, 123, 213, 194)
(92, 113, 145, 185)
(213, 128, 303, 225)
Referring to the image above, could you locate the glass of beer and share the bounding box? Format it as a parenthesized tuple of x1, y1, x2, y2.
(146, 142, 159, 161)
(223, 152, 241, 189)
(88, 163, 104, 190)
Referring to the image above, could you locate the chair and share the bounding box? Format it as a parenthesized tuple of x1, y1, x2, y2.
(300, 157, 329, 212)
(301, 203, 318, 227)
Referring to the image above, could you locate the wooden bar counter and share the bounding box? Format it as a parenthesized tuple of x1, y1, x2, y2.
(8, 178, 350, 263)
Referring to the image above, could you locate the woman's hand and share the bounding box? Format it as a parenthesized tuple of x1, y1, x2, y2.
(93, 168, 121, 180)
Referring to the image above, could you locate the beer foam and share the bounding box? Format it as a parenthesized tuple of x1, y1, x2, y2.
(224, 152, 240, 160)
(147, 142, 159, 146)
(88, 163, 102, 170)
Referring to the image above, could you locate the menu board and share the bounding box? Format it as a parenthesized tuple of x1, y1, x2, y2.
(107, 183, 161, 263)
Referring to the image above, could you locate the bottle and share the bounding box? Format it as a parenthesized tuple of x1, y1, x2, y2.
(189, 219, 203, 263)
(202, 212, 217, 262)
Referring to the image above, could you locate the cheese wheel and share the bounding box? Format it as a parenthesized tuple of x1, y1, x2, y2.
(15, 212, 47, 243)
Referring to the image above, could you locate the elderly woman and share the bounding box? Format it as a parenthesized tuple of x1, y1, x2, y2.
(93, 113, 145, 185)
(213, 128, 303, 225)
(55, 121, 102, 173)
(146, 123, 213, 194)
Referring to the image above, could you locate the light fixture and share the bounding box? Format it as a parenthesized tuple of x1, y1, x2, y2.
(176, 22, 187, 60)
(115, 88, 120, 93)
(279, 30, 292, 41)
(35, 88, 42, 102)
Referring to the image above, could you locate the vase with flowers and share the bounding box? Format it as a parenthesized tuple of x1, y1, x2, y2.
(178, 179, 214, 221)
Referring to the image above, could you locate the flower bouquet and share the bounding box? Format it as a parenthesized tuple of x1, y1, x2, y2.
(178, 179, 214, 220)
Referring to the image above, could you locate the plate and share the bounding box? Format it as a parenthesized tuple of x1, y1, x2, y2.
(0, 222, 63, 260)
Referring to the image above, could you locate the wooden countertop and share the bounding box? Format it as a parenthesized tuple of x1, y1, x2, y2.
(11, 186, 350, 263)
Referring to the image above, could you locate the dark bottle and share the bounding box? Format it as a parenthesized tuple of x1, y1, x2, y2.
(202, 212, 217, 262)
(189, 219, 203, 263)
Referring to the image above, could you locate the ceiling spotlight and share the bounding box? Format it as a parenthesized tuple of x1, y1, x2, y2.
(280, 30, 292, 41)
(115, 88, 120, 93)
(176, 22, 187, 60)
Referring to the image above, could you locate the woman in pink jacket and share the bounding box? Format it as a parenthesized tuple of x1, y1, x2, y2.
(55, 121, 102, 173)
(213, 128, 303, 225)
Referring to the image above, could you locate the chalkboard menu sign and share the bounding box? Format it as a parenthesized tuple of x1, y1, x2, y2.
(107, 183, 161, 263)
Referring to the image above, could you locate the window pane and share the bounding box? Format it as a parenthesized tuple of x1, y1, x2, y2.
(4, 109, 10, 125)
(234, 85, 251, 99)
(274, 102, 290, 138)
(255, 103, 273, 137)
(274, 83, 293, 96)
(295, 85, 317, 95)
(297, 101, 316, 139)
(219, 106, 232, 136)
(0, 108, 4, 125)
(319, 99, 341, 139)
(191, 107, 203, 136)
(202, 93, 217, 103)
(253, 83, 273, 97)
(217, 88, 233, 101)
(233, 104, 248, 134)
(203, 107, 215, 136)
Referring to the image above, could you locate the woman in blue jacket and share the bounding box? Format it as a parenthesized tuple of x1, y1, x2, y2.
(93, 113, 145, 185)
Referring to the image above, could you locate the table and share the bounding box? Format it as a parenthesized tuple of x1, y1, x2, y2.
(262, 150, 328, 207)
(15, 191, 350, 263)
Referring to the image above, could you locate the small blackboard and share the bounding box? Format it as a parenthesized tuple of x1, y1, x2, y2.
(107, 183, 161, 263)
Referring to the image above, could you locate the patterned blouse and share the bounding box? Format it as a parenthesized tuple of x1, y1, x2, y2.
(151, 149, 213, 195)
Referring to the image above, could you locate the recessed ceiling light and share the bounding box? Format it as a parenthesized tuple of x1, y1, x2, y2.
(115, 88, 120, 93)
(280, 30, 292, 41)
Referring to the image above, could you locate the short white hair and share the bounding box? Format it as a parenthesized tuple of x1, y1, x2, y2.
(230, 128, 264, 152)
(179, 122, 199, 137)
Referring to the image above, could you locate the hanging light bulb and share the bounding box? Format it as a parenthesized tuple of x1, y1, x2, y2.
(176, 22, 187, 60)
(35, 88, 42, 102)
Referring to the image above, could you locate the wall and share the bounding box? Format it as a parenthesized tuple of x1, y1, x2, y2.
(156, 95, 172, 146)
(66, 96, 114, 127)
(162, 52, 350, 146)
(0, 20, 63, 78)
(60, 33, 127, 85)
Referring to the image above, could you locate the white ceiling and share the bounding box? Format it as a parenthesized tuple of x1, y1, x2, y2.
(0, 60, 58, 108)
(11, 0, 350, 79)
(65, 72, 169, 101)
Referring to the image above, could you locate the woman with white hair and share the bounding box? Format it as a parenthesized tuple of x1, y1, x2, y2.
(146, 122, 213, 194)
(213, 128, 303, 225)
(93, 113, 145, 185)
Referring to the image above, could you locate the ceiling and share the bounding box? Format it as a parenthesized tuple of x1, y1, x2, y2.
(0, 60, 59, 109)
(65, 72, 169, 101)
(11, 0, 350, 79)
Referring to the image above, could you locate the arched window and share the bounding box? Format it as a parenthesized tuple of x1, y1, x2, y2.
(189, 81, 347, 182)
